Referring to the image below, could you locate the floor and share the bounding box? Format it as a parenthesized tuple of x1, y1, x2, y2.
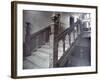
(65, 33, 91, 67)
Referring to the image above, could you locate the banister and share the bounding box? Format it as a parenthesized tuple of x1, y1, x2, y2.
(30, 26, 51, 39)
(53, 21, 81, 67)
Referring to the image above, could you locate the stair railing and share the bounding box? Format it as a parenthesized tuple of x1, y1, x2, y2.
(23, 22, 51, 57)
(52, 19, 82, 67)
(30, 26, 51, 52)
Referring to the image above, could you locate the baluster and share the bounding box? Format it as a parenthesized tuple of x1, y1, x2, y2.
(73, 28, 76, 41)
(68, 33, 71, 46)
(53, 41, 58, 67)
(76, 26, 78, 38)
(63, 37, 65, 54)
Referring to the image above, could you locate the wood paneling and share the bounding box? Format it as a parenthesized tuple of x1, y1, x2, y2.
(23, 26, 51, 57)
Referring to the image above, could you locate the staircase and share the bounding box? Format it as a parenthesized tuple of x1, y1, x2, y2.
(23, 42, 52, 69)
(23, 33, 75, 69)
(23, 13, 80, 69)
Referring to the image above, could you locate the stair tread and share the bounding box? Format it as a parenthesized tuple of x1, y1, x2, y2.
(42, 45, 50, 48)
(42, 44, 52, 49)
(25, 54, 49, 68)
(23, 59, 41, 69)
(38, 48, 53, 54)
(31, 51, 49, 60)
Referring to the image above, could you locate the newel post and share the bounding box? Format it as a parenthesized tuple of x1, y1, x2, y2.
(50, 13, 60, 67)
(24, 22, 31, 56)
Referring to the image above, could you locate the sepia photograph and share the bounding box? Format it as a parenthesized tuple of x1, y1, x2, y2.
(11, 1, 97, 78)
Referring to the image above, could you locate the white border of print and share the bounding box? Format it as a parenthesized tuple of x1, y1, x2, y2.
(17, 3, 96, 76)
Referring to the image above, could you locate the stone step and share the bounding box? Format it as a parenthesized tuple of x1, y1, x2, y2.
(38, 48, 52, 55)
(23, 59, 41, 69)
(42, 44, 52, 49)
(24, 39, 71, 69)
(31, 51, 49, 61)
(25, 54, 49, 68)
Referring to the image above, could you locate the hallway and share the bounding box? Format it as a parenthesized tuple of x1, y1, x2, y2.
(65, 32, 91, 67)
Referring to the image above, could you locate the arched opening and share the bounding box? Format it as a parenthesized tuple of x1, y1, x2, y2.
(65, 35, 70, 51)
(58, 40, 63, 60)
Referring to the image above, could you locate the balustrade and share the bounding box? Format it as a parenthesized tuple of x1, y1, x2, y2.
(53, 21, 81, 67)
(23, 22, 51, 57)
(30, 26, 50, 52)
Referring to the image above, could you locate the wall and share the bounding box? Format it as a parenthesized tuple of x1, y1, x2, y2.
(23, 11, 81, 42)
(0, 0, 99, 80)
(23, 10, 52, 34)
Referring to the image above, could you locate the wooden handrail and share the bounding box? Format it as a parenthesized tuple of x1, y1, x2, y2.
(53, 21, 81, 67)
(30, 26, 51, 39)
